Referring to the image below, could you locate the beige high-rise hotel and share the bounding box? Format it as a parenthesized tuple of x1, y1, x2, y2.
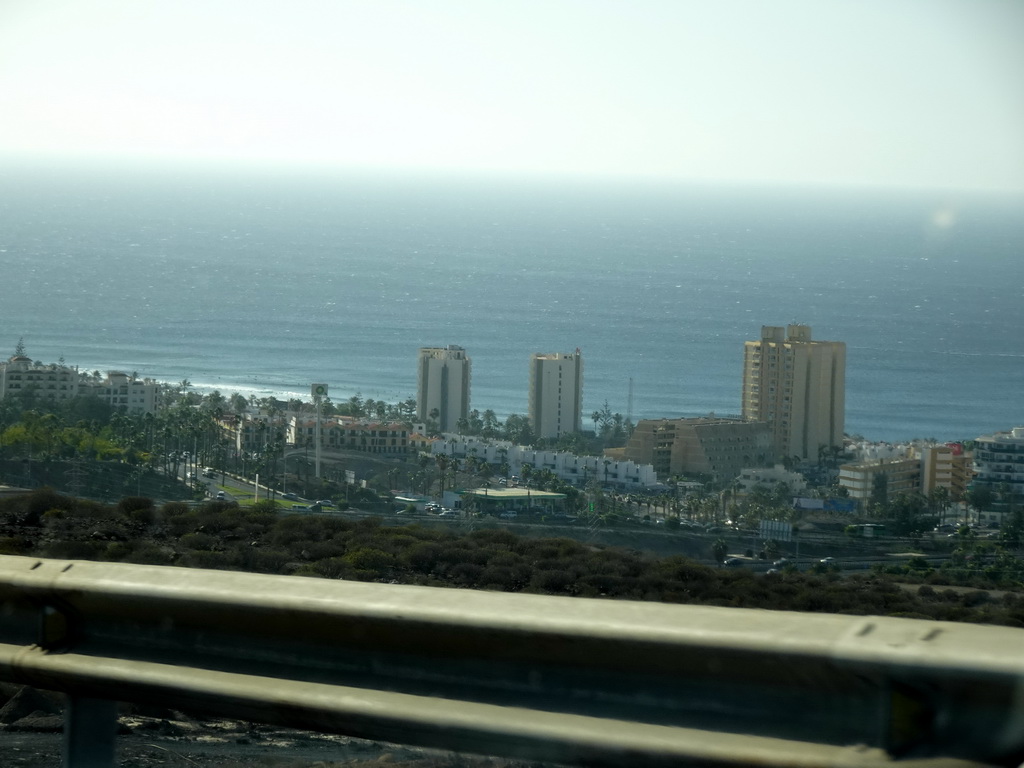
(528, 350, 583, 440)
(741, 325, 845, 462)
(417, 345, 471, 433)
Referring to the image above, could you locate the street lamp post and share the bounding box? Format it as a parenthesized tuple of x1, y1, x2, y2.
(312, 383, 328, 479)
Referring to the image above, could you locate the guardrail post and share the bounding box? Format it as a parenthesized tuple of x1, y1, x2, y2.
(62, 695, 116, 768)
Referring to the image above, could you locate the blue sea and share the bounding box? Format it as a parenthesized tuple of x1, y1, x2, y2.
(2, 162, 1022, 443)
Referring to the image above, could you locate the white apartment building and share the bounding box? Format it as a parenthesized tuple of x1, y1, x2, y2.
(736, 465, 808, 495)
(973, 427, 1024, 501)
(742, 325, 846, 462)
(417, 346, 471, 433)
(81, 371, 160, 414)
(528, 350, 583, 440)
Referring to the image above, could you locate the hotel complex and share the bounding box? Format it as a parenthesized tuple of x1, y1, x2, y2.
(741, 325, 846, 462)
(621, 416, 773, 482)
(0, 355, 159, 413)
(528, 350, 584, 440)
(416, 345, 471, 434)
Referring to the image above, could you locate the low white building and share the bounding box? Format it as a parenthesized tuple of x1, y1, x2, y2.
(81, 371, 160, 414)
(735, 465, 808, 494)
(432, 434, 659, 490)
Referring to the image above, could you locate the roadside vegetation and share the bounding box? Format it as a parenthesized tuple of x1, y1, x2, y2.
(1, 489, 1023, 627)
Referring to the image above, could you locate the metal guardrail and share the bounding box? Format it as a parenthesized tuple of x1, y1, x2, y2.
(0, 555, 1023, 767)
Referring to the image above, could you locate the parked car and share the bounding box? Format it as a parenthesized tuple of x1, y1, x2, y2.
(282, 493, 299, 501)
(724, 558, 746, 567)
(316, 499, 335, 508)
(215, 491, 226, 500)
(498, 510, 518, 519)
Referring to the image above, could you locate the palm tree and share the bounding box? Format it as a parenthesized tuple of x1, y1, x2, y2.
(712, 538, 728, 566)
(435, 454, 452, 498)
(928, 486, 951, 524)
(481, 410, 499, 438)
(520, 462, 534, 487)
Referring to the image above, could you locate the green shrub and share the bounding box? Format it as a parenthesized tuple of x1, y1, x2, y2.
(530, 569, 575, 594)
(179, 532, 218, 551)
(41, 541, 104, 560)
(344, 547, 396, 572)
(117, 497, 154, 515)
(104, 541, 132, 561)
(0, 537, 30, 555)
(125, 543, 174, 565)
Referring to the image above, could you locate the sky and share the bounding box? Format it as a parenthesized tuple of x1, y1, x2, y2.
(1, 0, 1022, 191)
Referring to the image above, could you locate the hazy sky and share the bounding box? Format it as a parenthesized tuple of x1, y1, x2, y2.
(1, 0, 1022, 190)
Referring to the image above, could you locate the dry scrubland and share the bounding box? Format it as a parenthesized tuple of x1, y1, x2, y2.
(1, 488, 1022, 624)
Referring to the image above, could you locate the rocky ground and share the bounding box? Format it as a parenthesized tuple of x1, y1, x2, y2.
(0, 684, 537, 768)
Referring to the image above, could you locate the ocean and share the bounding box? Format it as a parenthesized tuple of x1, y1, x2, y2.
(2, 162, 1022, 444)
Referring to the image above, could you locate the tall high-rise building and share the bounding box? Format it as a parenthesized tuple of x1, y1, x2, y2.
(972, 427, 1024, 504)
(741, 325, 846, 461)
(417, 346, 471, 433)
(529, 350, 583, 440)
